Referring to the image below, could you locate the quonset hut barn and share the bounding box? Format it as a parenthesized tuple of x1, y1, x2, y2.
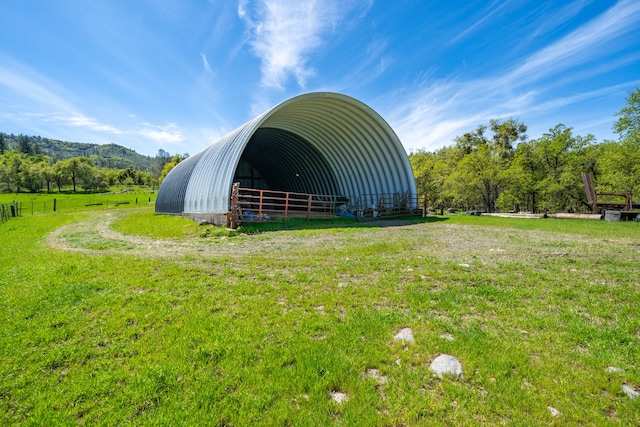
(155, 92, 418, 226)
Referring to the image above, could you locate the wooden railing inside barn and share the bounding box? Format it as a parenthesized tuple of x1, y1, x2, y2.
(229, 183, 426, 228)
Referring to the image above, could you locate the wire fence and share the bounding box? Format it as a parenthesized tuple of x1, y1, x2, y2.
(0, 202, 19, 224)
(0, 190, 156, 218)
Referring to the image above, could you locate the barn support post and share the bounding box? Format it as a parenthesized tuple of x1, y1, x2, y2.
(229, 182, 240, 229)
(258, 190, 264, 217)
(307, 194, 312, 221)
(284, 192, 290, 222)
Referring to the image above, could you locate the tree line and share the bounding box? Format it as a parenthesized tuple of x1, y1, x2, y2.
(409, 88, 640, 213)
(0, 139, 187, 193)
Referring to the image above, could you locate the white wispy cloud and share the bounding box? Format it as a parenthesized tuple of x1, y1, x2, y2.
(387, 0, 640, 151)
(61, 114, 185, 144)
(505, 0, 640, 86)
(239, 0, 369, 89)
(136, 122, 185, 143)
(200, 52, 213, 74)
(0, 61, 75, 113)
(448, 0, 510, 45)
(523, 0, 592, 44)
(0, 54, 185, 146)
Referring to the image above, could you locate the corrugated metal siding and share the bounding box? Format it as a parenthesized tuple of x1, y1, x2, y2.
(155, 92, 417, 215)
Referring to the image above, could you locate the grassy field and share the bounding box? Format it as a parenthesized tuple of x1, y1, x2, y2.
(1, 200, 639, 425)
(0, 187, 155, 216)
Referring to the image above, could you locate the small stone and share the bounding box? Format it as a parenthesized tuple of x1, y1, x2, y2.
(316, 305, 325, 312)
(622, 384, 639, 400)
(337, 282, 348, 288)
(366, 368, 388, 384)
(458, 263, 471, 268)
(395, 358, 401, 366)
(605, 366, 624, 374)
(394, 327, 414, 343)
(440, 333, 455, 341)
(406, 267, 414, 272)
(330, 391, 348, 403)
(429, 354, 463, 378)
(547, 406, 560, 417)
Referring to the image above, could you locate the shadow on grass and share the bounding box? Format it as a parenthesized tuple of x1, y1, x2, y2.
(237, 215, 449, 233)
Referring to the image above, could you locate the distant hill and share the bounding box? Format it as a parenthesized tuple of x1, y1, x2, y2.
(1, 133, 153, 170)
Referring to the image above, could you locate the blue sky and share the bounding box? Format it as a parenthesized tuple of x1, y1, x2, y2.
(1, 0, 639, 157)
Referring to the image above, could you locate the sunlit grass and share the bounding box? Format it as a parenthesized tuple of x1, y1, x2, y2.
(1, 207, 639, 425)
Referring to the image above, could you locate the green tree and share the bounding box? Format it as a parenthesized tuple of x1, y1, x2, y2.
(82, 168, 109, 192)
(0, 155, 8, 191)
(159, 154, 187, 184)
(614, 87, 640, 141)
(596, 139, 640, 195)
(447, 119, 526, 212)
(0, 133, 5, 155)
(18, 135, 32, 155)
(52, 162, 69, 192)
(21, 160, 44, 193)
(59, 157, 93, 192)
(490, 118, 527, 159)
(533, 124, 595, 211)
(7, 152, 26, 192)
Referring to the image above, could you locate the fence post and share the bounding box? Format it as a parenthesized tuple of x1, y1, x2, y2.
(258, 190, 263, 217)
(54, 198, 57, 212)
(307, 194, 312, 221)
(284, 192, 290, 222)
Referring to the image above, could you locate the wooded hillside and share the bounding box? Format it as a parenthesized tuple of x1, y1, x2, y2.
(0, 133, 153, 170)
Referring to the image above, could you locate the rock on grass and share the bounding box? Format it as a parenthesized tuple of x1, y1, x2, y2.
(430, 354, 463, 379)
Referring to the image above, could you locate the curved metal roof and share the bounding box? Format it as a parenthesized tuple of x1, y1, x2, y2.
(155, 92, 416, 215)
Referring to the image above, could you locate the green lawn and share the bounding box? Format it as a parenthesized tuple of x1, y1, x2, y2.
(0, 187, 155, 216)
(1, 204, 639, 425)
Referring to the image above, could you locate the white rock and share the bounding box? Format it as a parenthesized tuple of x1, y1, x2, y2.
(547, 406, 560, 417)
(337, 282, 348, 288)
(429, 354, 463, 378)
(458, 263, 471, 268)
(394, 327, 414, 343)
(330, 391, 348, 403)
(440, 333, 455, 341)
(367, 368, 388, 384)
(622, 384, 639, 400)
(605, 366, 624, 374)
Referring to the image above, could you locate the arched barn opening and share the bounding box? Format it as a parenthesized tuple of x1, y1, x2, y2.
(155, 92, 419, 226)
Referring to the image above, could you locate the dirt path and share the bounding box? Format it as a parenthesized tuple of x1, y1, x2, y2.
(46, 210, 254, 258)
(46, 210, 637, 269)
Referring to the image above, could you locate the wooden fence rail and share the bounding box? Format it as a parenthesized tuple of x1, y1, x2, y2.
(229, 183, 426, 228)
